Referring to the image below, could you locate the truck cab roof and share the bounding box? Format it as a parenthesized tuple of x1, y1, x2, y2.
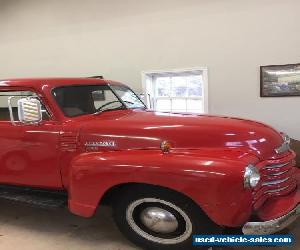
(0, 78, 124, 89)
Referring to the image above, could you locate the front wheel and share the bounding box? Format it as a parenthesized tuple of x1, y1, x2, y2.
(113, 185, 221, 250)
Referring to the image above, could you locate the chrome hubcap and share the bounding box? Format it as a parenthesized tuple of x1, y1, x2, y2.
(126, 198, 193, 244)
(140, 207, 179, 234)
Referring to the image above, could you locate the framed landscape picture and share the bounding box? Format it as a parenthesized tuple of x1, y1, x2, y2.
(260, 63, 300, 97)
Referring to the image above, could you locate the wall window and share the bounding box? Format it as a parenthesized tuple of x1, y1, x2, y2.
(142, 68, 208, 114)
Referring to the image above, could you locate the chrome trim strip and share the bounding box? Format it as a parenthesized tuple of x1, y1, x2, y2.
(263, 162, 290, 169)
(268, 169, 290, 176)
(262, 177, 290, 186)
(243, 204, 300, 235)
(264, 185, 290, 194)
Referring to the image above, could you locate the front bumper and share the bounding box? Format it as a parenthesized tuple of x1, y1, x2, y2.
(242, 204, 300, 234)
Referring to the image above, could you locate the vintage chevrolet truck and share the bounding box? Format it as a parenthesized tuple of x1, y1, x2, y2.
(0, 77, 299, 250)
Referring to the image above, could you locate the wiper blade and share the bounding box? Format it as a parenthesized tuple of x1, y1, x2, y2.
(94, 107, 125, 115)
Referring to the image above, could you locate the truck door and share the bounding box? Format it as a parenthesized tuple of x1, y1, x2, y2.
(0, 89, 62, 188)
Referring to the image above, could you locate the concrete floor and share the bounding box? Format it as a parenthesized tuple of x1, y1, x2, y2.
(0, 200, 298, 250)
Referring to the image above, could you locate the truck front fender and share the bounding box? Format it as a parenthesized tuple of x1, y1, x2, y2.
(68, 148, 257, 227)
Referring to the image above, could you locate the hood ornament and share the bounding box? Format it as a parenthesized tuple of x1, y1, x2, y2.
(275, 133, 290, 154)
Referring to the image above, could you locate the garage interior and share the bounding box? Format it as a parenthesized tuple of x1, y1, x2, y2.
(0, 0, 299, 249)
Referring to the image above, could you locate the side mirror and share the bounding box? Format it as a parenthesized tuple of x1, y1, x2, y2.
(17, 97, 42, 124)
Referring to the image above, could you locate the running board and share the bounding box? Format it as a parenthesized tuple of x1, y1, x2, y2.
(0, 185, 67, 209)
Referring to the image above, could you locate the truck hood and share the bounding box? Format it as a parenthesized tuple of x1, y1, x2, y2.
(78, 110, 284, 160)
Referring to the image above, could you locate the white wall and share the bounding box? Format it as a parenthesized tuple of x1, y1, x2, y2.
(0, 0, 299, 139)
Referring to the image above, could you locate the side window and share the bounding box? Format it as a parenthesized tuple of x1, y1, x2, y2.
(0, 90, 50, 122)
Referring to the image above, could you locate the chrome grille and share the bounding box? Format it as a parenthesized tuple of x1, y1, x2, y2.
(253, 151, 297, 210)
(262, 177, 290, 186)
(264, 162, 289, 169)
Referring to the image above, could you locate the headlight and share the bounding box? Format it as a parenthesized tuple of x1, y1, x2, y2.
(244, 165, 261, 188)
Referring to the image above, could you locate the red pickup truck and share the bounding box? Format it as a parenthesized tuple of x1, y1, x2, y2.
(0, 77, 299, 250)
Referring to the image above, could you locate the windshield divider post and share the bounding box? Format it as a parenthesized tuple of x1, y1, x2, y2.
(106, 82, 128, 109)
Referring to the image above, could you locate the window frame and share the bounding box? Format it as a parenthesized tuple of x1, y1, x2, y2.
(142, 67, 209, 114)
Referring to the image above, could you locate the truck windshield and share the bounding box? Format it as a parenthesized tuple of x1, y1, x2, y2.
(52, 84, 145, 117)
(110, 85, 145, 109)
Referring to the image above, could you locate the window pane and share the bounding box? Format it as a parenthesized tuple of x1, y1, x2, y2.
(112, 86, 145, 109)
(52, 85, 123, 117)
(187, 99, 204, 113)
(0, 91, 49, 121)
(156, 77, 171, 97)
(171, 99, 186, 113)
(156, 99, 171, 112)
(171, 76, 187, 97)
(94, 90, 120, 110)
(150, 70, 206, 113)
(187, 75, 203, 97)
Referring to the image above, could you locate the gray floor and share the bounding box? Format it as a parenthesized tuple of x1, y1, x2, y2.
(0, 200, 298, 250)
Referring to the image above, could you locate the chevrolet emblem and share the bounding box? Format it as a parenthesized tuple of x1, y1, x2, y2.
(85, 141, 116, 147)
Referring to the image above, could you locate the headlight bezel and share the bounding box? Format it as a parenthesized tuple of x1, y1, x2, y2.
(244, 164, 261, 188)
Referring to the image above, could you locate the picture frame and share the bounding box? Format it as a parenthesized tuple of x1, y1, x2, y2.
(260, 63, 300, 97)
